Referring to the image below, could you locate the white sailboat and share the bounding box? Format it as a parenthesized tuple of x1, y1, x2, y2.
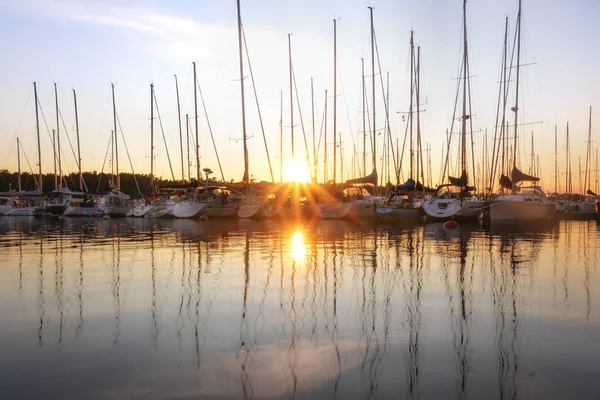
(423, 0, 484, 221)
(489, 0, 556, 222)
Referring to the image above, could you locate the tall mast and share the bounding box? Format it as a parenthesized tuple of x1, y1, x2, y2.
(361, 58, 366, 176)
(554, 125, 557, 193)
(288, 34, 294, 162)
(174, 75, 185, 183)
(279, 90, 283, 182)
(52, 129, 57, 190)
(54, 82, 62, 189)
(333, 19, 337, 183)
(150, 83, 155, 189)
(417, 46, 423, 188)
(324, 89, 328, 183)
(566, 122, 570, 194)
(236, 0, 249, 184)
(409, 30, 414, 180)
(73, 89, 83, 191)
(111, 83, 120, 189)
(369, 7, 376, 172)
(193, 62, 200, 182)
(585, 106, 592, 193)
(34, 82, 42, 194)
(311, 77, 317, 183)
(512, 0, 522, 173)
(17, 138, 21, 192)
(461, 0, 468, 176)
(186, 114, 190, 181)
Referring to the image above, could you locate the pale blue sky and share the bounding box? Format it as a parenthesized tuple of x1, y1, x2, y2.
(1, 0, 599, 190)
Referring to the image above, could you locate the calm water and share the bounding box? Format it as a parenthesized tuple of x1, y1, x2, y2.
(0, 217, 599, 400)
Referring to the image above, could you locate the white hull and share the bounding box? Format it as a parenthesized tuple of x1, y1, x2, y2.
(489, 198, 557, 221)
(319, 202, 352, 219)
(172, 202, 206, 219)
(376, 207, 422, 221)
(423, 198, 483, 220)
(98, 205, 132, 217)
(238, 204, 263, 219)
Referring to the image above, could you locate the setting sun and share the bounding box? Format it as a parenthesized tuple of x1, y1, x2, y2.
(285, 159, 310, 183)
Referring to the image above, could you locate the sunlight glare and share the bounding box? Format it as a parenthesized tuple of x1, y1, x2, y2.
(285, 159, 309, 183)
(291, 231, 306, 261)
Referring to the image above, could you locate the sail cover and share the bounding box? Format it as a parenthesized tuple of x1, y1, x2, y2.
(510, 166, 539, 184)
(346, 169, 378, 185)
(397, 178, 416, 190)
(449, 170, 468, 187)
(587, 189, 597, 196)
(499, 174, 513, 189)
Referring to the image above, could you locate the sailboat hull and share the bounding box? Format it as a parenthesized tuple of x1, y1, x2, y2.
(172, 202, 206, 219)
(204, 204, 238, 218)
(376, 207, 422, 222)
(489, 198, 557, 222)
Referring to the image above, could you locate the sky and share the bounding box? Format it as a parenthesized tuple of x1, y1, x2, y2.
(1, 0, 599, 192)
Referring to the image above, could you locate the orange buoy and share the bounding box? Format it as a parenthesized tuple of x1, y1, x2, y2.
(444, 220, 459, 230)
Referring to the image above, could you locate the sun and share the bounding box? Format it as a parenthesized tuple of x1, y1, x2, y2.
(285, 158, 309, 183)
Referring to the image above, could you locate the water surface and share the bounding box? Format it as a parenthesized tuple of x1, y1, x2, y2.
(1, 217, 599, 399)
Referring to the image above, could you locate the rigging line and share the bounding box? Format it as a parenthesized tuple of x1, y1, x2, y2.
(242, 25, 274, 183)
(4, 87, 33, 165)
(97, 133, 112, 194)
(187, 117, 196, 178)
(466, 54, 477, 189)
(116, 113, 141, 194)
(153, 91, 176, 181)
(442, 59, 464, 183)
(196, 79, 225, 182)
(291, 64, 314, 182)
(373, 30, 398, 182)
(336, 58, 356, 150)
(316, 102, 326, 163)
(489, 27, 507, 191)
(37, 98, 59, 170)
(58, 108, 84, 190)
(20, 141, 40, 191)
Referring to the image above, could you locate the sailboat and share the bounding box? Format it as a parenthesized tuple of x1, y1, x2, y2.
(376, 31, 423, 222)
(423, 0, 485, 221)
(3, 139, 39, 216)
(172, 63, 206, 218)
(96, 84, 132, 217)
(319, 9, 379, 220)
(488, 0, 557, 222)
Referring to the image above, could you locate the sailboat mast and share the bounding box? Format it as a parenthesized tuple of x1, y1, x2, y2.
(585, 106, 592, 192)
(193, 62, 200, 182)
(333, 19, 337, 183)
(236, 0, 249, 184)
(554, 125, 557, 193)
(311, 77, 317, 183)
(186, 114, 190, 181)
(566, 122, 570, 194)
(111, 83, 120, 189)
(279, 90, 283, 182)
(461, 0, 468, 175)
(150, 83, 155, 189)
(409, 30, 414, 180)
(369, 7, 376, 172)
(512, 0, 522, 172)
(417, 46, 423, 188)
(53, 129, 57, 190)
(73, 89, 83, 191)
(54, 83, 62, 188)
(17, 138, 21, 192)
(174, 75, 185, 183)
(361, 58, 366, 176)
(33, 82, 42, 194)
(324, 89, 328, 183)
(288, 34, 294, 162)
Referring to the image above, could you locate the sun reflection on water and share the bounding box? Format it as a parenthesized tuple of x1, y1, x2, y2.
(291, 231, 306, 261)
